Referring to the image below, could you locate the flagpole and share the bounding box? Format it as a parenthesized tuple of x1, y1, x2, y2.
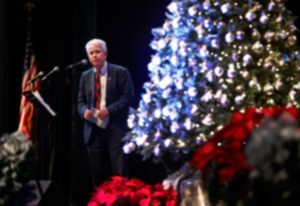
(25, 2, 35, 22)
(24, 1, 44, 200)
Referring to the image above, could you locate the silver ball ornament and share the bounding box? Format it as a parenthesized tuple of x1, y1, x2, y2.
(252, 41, 264, 54)
(287, 35, 297, 46)
(235, 85, 244, 93)
(268, 1, 276, 11)
(259, 13, 269, 24)
(263, 84, 274, 95)
(225, 32, 235, 43)
(263, 61, 273, 70)
(245, 11, 256, 22)
(252, 29, 261, 40)
(236, 31, 245, 40)
(217, 22, 226, 32)
(243, 54, 252, 65)
(231, 52, 239, 62)
(274, 81, 283, 90)
(264, 31, 275, 43)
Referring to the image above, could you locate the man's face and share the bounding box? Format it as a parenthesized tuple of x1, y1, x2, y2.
(87, 44, 107, 69)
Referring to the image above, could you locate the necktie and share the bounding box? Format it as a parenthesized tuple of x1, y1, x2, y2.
(94, 71, 101, 109)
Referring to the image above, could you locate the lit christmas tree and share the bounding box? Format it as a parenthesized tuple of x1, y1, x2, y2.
(124, 0, 300, 160)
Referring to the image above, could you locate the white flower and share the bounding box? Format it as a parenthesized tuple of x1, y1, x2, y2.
(191, 104, 198, 115)
(215, 89, 222, 100)
(206, 70, 214, 82)
(170, 38, 179, 52)
(235, 94, 245, 105)
(162, 88, 172, 99)
(142, 92, 152, 104)
(138, 118, 145, 127)
(152, 74, 160, 85)
(167, 2, 179, 13)
(220, 94, 228, 107)
(3, 142, 16, 154)
(157, 39, 167, 49)
(170, 109, 178, 121)
(175, 78, 184, 90)
(162, 106, 170, 117)
(202, 114, 213, 126)
(199, 45, 209, 58)
(151, 55, 162, 65)
(289, 90, 296, 100)
(127, 114, 136, 129)
(184, 118, 193, 130)
(154, 109, 162, 119)
(135, 134, 148, 147)
(170, 54, 180, 66)
(188, 5, 197, 16)
(164, 138, 172, 148)
(221, 3, 231, 14)
(123, 142, 136, 154)
(154, 145, 160, 157)
(170, 122, 180, 133)
(201, 90, 213, 102)
(159, 75, 173, 89)
(203, 19, 212, 29)
(171, 17, 181, 29)
(211, 39, 220, 48)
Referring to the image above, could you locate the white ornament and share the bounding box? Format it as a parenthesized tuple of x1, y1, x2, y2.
(214, 66, 224, 77)
(234, 95, 245, 105)
(123, 142, 136, 154)
(188, 86, 198, 97)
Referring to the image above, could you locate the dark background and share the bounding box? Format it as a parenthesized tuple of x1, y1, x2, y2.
(1, 0, 300, 205)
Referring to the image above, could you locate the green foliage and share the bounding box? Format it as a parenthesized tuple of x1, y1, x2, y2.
(0, 131, 34, 205)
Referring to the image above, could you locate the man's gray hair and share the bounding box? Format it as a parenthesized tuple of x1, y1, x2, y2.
(85, 38, 107, 52)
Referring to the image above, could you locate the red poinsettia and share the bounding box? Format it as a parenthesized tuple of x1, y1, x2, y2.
(190, 106, 299, 184)
(87, 176, 178, 206)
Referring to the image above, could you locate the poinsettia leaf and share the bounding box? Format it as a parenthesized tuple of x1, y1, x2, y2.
(166, 199, 178, 206)
(140, 198, 151, 206)
(86, 201, 98, 206)
(150, 198, 161, 206)
(138, 187, 152, 196)
(106, 194, 118, 206)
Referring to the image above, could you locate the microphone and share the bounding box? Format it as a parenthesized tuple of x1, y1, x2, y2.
(42, 66, 60, 81)
(66, 59, 88, 69)
(26, 71, 44, 85)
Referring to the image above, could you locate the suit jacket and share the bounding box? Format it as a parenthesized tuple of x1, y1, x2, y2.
(77, 62, 135, 144)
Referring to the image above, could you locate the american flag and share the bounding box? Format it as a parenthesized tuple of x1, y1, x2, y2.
(18, 15, 39, 140)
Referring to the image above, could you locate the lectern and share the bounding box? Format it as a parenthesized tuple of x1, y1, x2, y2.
(22, 90, 56, 117)
(22, 89, 57, 205)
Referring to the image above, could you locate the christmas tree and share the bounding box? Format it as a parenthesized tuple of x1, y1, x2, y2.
(124, 0, 300, 160)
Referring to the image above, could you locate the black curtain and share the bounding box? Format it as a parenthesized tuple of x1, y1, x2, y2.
(0, 0, 7, 132)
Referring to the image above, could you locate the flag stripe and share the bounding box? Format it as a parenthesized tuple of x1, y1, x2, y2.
(18, 26, 39, 140)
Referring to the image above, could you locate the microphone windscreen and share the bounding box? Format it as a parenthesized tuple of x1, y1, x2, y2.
(81, 59, 88, 65)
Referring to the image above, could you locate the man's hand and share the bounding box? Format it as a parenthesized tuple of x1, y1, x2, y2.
(84, 109, 93, 120)
(98, 107, 109, 120)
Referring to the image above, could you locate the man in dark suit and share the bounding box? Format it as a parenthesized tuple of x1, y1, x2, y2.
(77, 38, 135, 187)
